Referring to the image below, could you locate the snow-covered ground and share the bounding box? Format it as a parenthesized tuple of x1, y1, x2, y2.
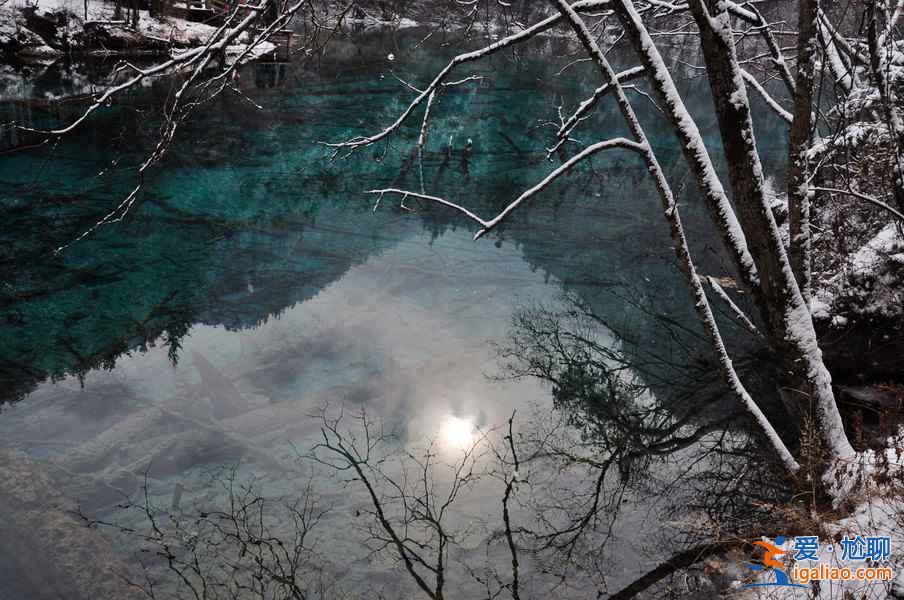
(3, 0, 218, 46)
(0, 0, 64, 56)
(1, 0, 275, 63)
(813, 222, 904, 324)
(1, 0, 278, 105)
(726, 495, 904, 599)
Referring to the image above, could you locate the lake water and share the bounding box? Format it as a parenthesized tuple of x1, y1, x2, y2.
(0, 25, 790, 599)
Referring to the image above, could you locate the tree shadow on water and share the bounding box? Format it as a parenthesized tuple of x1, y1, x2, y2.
(490, 292, 800, 598)
(71, 291, 806, 600)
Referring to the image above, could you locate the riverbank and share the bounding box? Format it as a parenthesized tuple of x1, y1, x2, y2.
(0, 0, 279, 59)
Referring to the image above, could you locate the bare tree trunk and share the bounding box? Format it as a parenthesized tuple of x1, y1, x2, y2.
(867, 0, 904, 212)
(551, 0, 800, 473)
(682, 0, 855, 467)
(787, 0, 819, 303)
(322, 0, 862, 480)
(817, 15, 856, 95)
(616, 0, 847, 464)
(610, 0, 767, 318)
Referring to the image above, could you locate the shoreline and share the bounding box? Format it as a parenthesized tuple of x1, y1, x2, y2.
(1, 0, 273, 60)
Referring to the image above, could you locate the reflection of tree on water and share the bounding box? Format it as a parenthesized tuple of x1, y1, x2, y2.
(0, 24, 734, 409)
(499, 297, 734, 479)
(492, 292, 792, 597)
(251, 62, 289, 90)
(72, 467, 337, 600)
(0, 26, 826, 597)
(72, 292, 797, 599)
(0, 153, 410, 405)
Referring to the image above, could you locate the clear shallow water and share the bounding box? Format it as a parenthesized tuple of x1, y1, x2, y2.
(0, 27, 789, 598)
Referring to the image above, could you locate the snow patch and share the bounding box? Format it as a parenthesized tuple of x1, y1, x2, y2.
(851, 223, 904, 275)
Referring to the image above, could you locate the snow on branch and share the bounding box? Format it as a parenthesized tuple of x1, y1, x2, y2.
(562, 0, 801, 473)
(817, 12, 864, 93)
(726, 1, 796, 95)
(877, 0, 904, 50)
(719, 1, 757, 23)
(813, 187, 904, 222)
(739, 68, 792, 124)
(366, 136, 644, 238)
(549, 65, 646, 155)
(364, 189, 492, 228)
(19, 6, 266, 138)
(640, 0, 692, 18)
(322, 0, 612, 155)
(706, 276, 764, 339)
(10, 0, 320, 252)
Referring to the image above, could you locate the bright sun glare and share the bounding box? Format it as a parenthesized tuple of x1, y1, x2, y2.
(440, 415, 476, 450)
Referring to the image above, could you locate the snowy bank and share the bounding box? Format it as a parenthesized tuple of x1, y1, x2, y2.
(0, 0, 274, 59)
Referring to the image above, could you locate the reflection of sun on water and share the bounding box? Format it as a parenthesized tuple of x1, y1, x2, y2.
(440, 415, 476, 450)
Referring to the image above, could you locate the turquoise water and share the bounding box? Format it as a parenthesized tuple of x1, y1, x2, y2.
(0, 28, 789, 598)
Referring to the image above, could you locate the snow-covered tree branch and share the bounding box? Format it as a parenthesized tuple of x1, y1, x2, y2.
(327, 0, 904, 495)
